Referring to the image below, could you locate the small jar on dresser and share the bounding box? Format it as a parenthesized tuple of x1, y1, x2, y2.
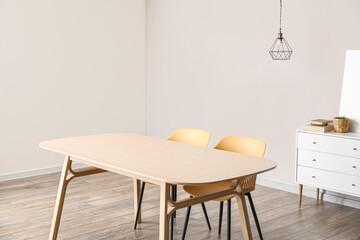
(296, 129, 360, 206)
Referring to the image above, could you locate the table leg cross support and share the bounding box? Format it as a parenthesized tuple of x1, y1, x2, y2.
(49, 156, 107, 240)
(159, 179, 253, 240)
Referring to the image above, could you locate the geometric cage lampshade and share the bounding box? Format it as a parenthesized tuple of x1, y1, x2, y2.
(269, 32, 293, 60)
(269, 0, 293, 60)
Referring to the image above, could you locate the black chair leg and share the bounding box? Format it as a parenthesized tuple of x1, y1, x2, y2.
(134, 182, 146, 229)
(171, 212, 174, 240)
(182, 197, 212, 240)
(170, 185, 177, 240)
(218, 201, 224, 235)
(172, 185, 177, 218)
(227, 199, 231, 240)
(201, 203, 212, 230)
(182, 199, 192, 240)
(246, 193, 263, 240)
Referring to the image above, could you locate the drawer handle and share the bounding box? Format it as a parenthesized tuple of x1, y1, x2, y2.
(352, 184, 356, 187)
(312, 159, 316, 162)
(313, 142, 317, 144)
(354, 147, 358, 151)
(312, 176, 316, 179)
(353, 166, 357, 169)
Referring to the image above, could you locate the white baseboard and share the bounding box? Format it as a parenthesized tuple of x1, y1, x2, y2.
(0, 162, 88, 182)
(257, 177, 360, 209)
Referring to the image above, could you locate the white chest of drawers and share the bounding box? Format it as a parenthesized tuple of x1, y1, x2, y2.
(296, 130, 360, 205)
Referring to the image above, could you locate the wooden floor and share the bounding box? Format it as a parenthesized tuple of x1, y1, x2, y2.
(1, 172, 360, 240)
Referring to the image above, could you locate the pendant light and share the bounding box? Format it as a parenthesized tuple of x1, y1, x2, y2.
(269, 0, 293, 60)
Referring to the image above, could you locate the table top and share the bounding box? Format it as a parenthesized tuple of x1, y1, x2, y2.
(40, 133, 277, 185)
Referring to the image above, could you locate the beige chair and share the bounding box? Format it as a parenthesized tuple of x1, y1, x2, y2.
(181, 136, 266, 240)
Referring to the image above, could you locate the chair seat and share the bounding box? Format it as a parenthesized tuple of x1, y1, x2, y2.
(183, 176, 256, 202)
(183, 181, 234, 202)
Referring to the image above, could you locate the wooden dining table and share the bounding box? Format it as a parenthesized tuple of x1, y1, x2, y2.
(40, 133, 277, 240)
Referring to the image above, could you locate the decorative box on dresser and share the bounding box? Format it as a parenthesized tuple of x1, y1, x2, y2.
(296, 129, 360, 206)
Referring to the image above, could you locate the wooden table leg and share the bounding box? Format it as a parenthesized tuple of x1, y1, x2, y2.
(134, 179, 142, 223)
(316, 188, 320, 201)
(159, 182, 170, 240)
(49, 156, 72, 240)
(234, 193, 253, 240)
(299, 184, 303, 206)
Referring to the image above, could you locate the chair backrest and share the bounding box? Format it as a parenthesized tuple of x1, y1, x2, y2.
(213, 136, 266, 157)
(168, 128, 211, 147)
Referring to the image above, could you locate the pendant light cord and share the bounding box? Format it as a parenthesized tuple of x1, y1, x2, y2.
(279, 0, 282, 32)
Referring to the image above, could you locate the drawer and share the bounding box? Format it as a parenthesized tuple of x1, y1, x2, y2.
(297, 166, 360, 196)
(298, 149, 360, 176)
(297, 132, 360, 158)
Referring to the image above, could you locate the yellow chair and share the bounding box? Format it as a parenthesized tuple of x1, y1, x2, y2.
(134, 128, 211, 238)
(181, 136, 266, 240)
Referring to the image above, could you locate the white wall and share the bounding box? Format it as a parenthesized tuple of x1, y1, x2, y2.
(2, 0, 360, 189)
(0, 0, 145, 176)
(146, 0, 360, 185)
